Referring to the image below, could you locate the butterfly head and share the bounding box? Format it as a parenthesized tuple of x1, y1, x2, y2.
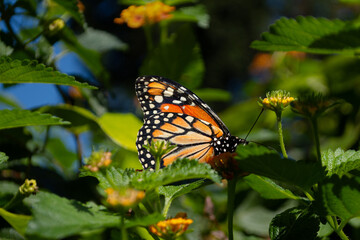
(213, 135, 248, 155)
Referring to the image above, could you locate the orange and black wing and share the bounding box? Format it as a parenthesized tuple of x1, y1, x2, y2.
(136, 112, 225, 170)
(135, 76, 230, 135)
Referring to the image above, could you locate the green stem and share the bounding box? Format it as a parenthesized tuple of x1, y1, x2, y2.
(160, 21, 168, 44)
(162, 197, 172, 218)
(276, 112, 288, 158)
(143, 25, 153, 51)
(121, 215, 128, 240)
(227, 178, 237, 240)
(3, 191, 25, 210)
(326, 216, 349, 240)
(310, 117, 321, 162)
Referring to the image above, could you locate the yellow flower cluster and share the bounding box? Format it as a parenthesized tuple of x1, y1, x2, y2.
(259, 90, 295, 113)
(149, 214, 193, 239)
(84, 151, 112, 172)
(114, 1, 175, 28)
(105, 188, 145, 207)
(19, 179, 38, 195)
(262, 96, 295, 108)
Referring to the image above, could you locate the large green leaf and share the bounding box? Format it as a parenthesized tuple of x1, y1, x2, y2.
(269, 207, 320, 240)
(0, 208, 31, 237)
(98, 113, 142, 152)
(24, 192, 120, 239)
(251, 16, 360, 55)
(316, 176, 360, 222)
(0, 57, 96, 88)
(81, 159, 221, 191)
(244, 174, 300, 200)
(236, 144, 325, 190)
(322, 148, 360, 177)
(0, 109, 69, 130)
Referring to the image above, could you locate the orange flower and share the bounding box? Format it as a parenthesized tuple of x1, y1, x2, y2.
(77, 0, 85, 13)
(105, 188, 145, 207)
(84, 151, 112, 172)
(149, 213, 193, 239)
(114, 1, 175, 28)
(249, 53, 273, 74)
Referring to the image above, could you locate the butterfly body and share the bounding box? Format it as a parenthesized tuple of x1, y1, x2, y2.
(135, 76, 246, 170)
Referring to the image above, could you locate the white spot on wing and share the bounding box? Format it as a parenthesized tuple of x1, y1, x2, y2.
(155, 96, 163, 103)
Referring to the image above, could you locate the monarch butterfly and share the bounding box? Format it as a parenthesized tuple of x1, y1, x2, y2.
(135, 76, 247, 170)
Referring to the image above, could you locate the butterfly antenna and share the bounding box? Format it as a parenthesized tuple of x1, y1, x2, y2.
(244, 108, 264, 141)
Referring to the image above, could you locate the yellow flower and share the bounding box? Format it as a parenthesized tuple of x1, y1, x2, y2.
(48, 18, 65, 32)
(19, 179, 38, 195)
(259, 90, 295, 113)
(149, 213, 193, 239)
(105, 188, 145, 207)
(84, 151, 112, 172)
(114, 1, 175, 28)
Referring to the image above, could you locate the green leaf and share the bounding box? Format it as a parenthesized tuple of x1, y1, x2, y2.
(0, 208, 31, 237)
(0, 41, 13, 56)
(0, 57, 96, 88)
(50, 0, 85, 26)
(322, 148, 360, 177)
(194, 88, 231, 102)
(46, 137, 77, 170)
(38, 104, 99, 134)
(316, 176, 360, 222)
(251, 16, 360, 55)
(235, 144, 325, 190)
(0, 109, 70, 130)
(0, 228, 25, 240)
(0, 152, 8, 166)
(140, 24, 204, 89)
(81, 159, 221, 191)
(77, 27, 128, 52)
(244, 174, 300, 200)
(0, 94, 22, 108)
(60, 27, 108, 80)
(158, 179, 205, 200)
(171, 5, 210, 28)
(269, 207, 320, 240)
(24, 192, 120, 239)
(98, 113, 142, 152)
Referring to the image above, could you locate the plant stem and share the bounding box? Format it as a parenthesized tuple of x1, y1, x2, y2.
(326, 216, 349, 240)
(310, 117, 321, 162)
(144, 26, 153, 51)
(121, 215, 128, 240)
(74, 133, 83, 168)
(162, 196, 171, 218)
(227, 177, 237, 240)
(276, 112, 288, 158)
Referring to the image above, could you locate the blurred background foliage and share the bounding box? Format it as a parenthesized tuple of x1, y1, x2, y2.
(1, 0, 360, 239)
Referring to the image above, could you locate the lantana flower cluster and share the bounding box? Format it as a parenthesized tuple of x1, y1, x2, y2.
(114, 1, 175, 28)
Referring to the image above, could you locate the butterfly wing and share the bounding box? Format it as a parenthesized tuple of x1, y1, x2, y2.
(135, 76, 230, 135)
(136, 112, 224, 170)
